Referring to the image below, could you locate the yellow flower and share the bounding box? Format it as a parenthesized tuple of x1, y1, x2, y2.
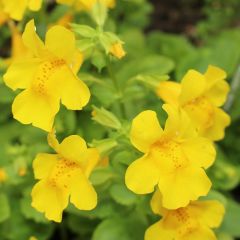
(157, 66, 231, 141)
(0, 168, 7, 182)
(4, 20, 90, 132)
(18, 166, 27, 176)
(10, 24, 28, 59)
(56, 0, 116, 11)
(125, 104, 216, 209)
(3, 23, 29, 67)
(110, 42, 126, 59)
(98, 156, 109, 167)
(1, 0, 42, 21)
(145, 190, 225, 240)
(29, 236, 38, 240)
(56, 12, 74, 28)
(31, 131, 99, 222)
(0, 3, 8, 26)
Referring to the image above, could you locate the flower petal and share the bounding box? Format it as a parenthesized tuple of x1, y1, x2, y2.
(2, 0, 26, 21)
(72, 50, 84, 74)
(181, 137, 216, 169)
(145, 221, 175, 240)
(163, 104, 196, 139)
(156, 81, 181, 105)
(58, 135, 87, 162)
(47, 130, 60, 152)
(69, 170, 97, 210)
(158, 166, 212, 209)
(179, 70, 206, 105)
(205, 79, 229, 107)
(12, 89, 60, 132)
(202, 108, 230, 141)
(151, 190, 167, 216)
(52, 65, 90, 110)
(31, 180, 69, 222)
(182, 97, 215, 134)
(82, 148, 100, 177)
(28, 0, 42, 11)
(125, 155, 159, 194)
(22, 19, 45, 57)
(180, 225, 217, 240)
(189, 200, 225, 228)
(204, 65, 227, 88)
(45, 25, 75, 63)
(33, 153, 58, 179)
(130, 110, 163, 153)
(3, 58, 39, 90)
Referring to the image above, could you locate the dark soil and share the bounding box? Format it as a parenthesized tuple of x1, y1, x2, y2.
(149, 0, 205, 34)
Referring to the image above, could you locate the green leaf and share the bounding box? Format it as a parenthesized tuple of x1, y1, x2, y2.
(175, 48, 211, 80)
(55, 107, 77, 134)
(220, 200, 240, 237)
(135, 74, 169, 89)
(67, 214, 97, 236)
(93, 218, 131, 240)
(91, 51, 107, 71)
(201, 190, 227, 206)
(91, 83, 117, 107)
(116, 55, 175, 86)
(0, 193, 10, 223)
(0, 84, 15, 103)
(90, 138, 118, 156)
(208, 147, 240, 191)
(20, 195, 47, 223)
(147, 31, 195, 63)
(217, 232, 234, 240)
(67, 199, 117, 219)
(0, 199, 53, 240)
(110, 183, 138, 206)
(92, 105, 122, 129)
(71, 24, 97, 38)
(90, 167, 114, 186)
(90, 2, 107, 27)
(76, 39, 95, 52)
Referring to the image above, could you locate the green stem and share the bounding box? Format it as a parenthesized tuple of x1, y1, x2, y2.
(107, 58, 127, 118)
(59, 221, 68, 240)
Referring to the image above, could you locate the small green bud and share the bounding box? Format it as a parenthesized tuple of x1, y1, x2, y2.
(92, 106, 122, 130)
(90, 2, 107, 27)
(90, 138, 117, 156)
(71, 24, 97, 38)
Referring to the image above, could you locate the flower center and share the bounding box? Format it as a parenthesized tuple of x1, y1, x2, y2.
(166, 208, 198, 236)
(151, 141, 189, 171)
(172, 208, 190, 223)
(48, 157, 80, 190)
(31, 59, 65, 96)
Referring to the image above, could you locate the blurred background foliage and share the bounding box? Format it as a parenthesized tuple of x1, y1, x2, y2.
(0, 0, 240, 239)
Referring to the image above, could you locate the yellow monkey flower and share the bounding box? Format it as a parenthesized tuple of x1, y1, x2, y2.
(157, 66, 230, 141)
(0, 2, 8, 26)
(56, 0, 115, 11)
(0, 0, 42, 21)
(145, 190, 225, 240)
(109, 42, 126, 59)
(125, 104, 216, 209)
(10, 24, 28, 60)
(4, 20, 90, 132)
(31, 132, 99, 222)
(3, 23, 29, 67)
(0, 168, 7, 182)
